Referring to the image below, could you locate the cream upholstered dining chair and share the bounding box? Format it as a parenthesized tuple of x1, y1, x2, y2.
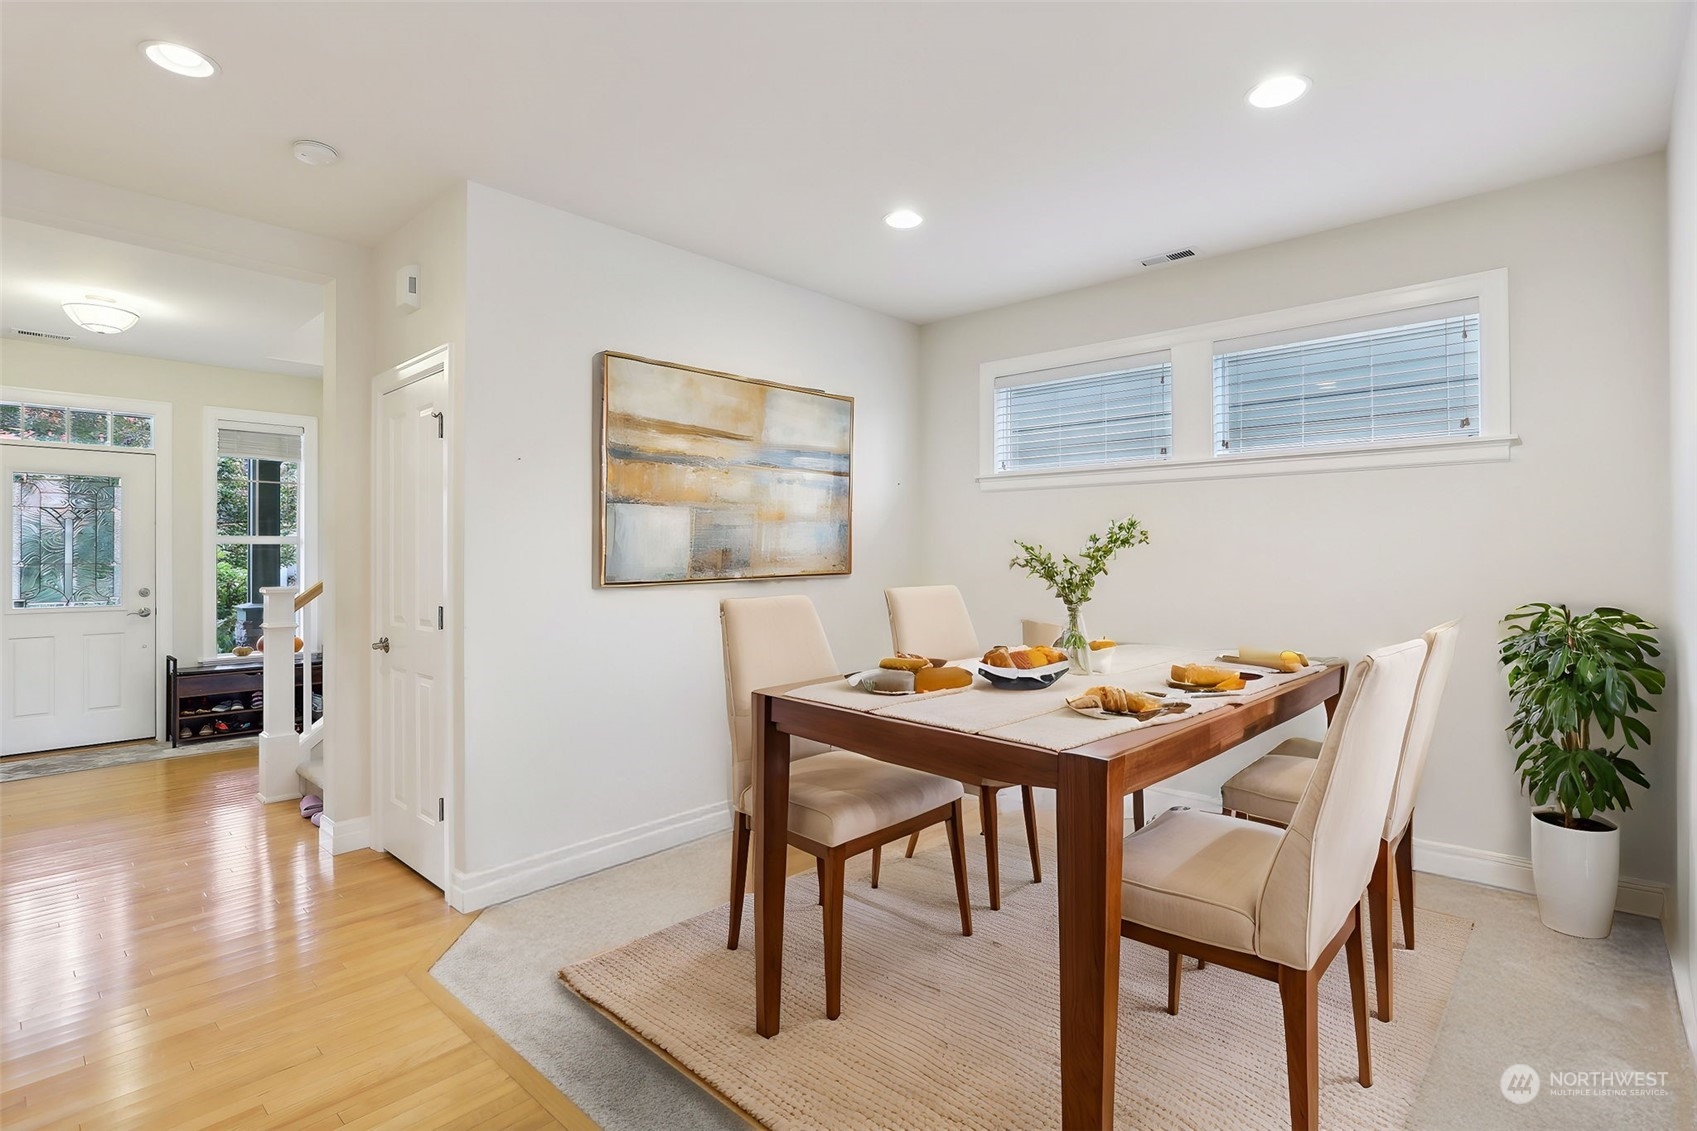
(1119, 636, 1428, 1131)
(885, 586, 1038, 910)
(884, 586, 1151, 909)
(720, 595, 972, 1020)
(1218, 619, 1459, 1022)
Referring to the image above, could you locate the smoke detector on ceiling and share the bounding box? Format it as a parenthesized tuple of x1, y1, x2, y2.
(292, 140, 340, 167)
(1139, 248, 1197, 268)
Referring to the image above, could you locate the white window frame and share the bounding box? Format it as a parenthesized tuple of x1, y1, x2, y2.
(201, 407, 318, 660)
(978, 269, 1515, 490)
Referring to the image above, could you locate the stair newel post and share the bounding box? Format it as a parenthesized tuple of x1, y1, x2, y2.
(257, 586, 300, 802)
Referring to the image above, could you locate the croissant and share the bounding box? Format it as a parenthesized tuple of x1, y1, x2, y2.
(880, 655, 930, 672)
(981, 647, 1015, 669)
(1084, 686, 1164, 714)
(1030, 645, 1066, 665)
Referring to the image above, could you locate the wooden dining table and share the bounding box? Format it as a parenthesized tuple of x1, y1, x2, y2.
(750, 656, 1347, 1129)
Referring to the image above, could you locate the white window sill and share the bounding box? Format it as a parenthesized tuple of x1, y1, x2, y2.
(977, 433, 1518, 491)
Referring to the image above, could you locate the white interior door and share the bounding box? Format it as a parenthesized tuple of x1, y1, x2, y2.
(3, 445, 157, 755)
(372, 365, 448, 888)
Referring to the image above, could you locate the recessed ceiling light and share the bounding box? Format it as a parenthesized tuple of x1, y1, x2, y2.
(63, 296, 141, 335)
(884, 209, 923, 230)
(292, 140, 340, 167)
(1247, 74, 1310, 109)
(141, 41, 218, 78)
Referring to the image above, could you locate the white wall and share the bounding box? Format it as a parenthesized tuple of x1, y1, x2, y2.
(1666, 11, 1697, 1056)
(452, 183, 920, 907)
(1, 339, 321, 663)
(917, 155, 1674, 890)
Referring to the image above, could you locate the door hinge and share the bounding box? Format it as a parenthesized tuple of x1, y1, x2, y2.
(437, 606, 444, 630)
(438, 797, 445, 821)
(432, 410, 444, 438)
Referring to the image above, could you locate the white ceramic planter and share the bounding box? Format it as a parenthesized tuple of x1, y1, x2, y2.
(1529, 809, 1620, 938)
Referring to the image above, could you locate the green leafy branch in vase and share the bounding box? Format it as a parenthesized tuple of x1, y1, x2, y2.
(1009, 516, 1150, 609)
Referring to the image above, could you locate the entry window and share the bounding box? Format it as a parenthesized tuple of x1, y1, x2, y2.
(1, 402, 153, 449)
(11, 472, 122, 608)
(212, 426, 303, 653)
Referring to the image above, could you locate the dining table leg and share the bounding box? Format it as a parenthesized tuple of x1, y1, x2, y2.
(753, 691, 791, 1038)
(1056, 752, 1127, 1130)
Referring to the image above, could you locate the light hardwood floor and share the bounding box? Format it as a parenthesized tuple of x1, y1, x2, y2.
(0, 747, 595, 1130)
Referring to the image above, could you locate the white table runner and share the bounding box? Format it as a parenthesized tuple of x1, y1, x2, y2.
(778, 646, 1327, 752)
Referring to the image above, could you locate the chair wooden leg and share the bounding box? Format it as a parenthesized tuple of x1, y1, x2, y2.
(1368, 839, 1393, 1022)
(945, 798, 973, 937)
(904, 831, 920, 858)
(727, 813, 751, 950)
(1345, 905, 1373, 1088)
(1133, 789, 1146, 830)
(981, 786, 1002, 911)
(1277, 963, 1321, 1131)
(871, 843, 881, 889)
(816, 857, 825, 907)
(822, 850, 845, 1020)
(1396, 818, 1416, 950)
(1166, 951, 1182, 1015)
(1020, 784, 1042, 883)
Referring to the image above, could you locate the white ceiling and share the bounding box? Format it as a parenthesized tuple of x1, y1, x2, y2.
(0, 219, 324, 377)
(1, 2, 1690, 324)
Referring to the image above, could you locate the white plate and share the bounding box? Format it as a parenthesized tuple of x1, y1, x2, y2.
(846, 669, 919, 695)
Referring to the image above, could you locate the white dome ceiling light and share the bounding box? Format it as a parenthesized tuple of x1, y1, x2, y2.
(883, 208, 924, 230)
(141, 41, 218, 78)
(62, 296, 141, 335)
(291, 140, 340, 167)
(1247, 74, 1311, 109)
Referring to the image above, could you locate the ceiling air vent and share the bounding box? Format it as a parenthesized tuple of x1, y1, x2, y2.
(1139, 248, 1197, 267)
(11, 327, 74, 342)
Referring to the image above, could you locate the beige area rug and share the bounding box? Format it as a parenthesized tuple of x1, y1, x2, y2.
(560, 831, 1473, 1130)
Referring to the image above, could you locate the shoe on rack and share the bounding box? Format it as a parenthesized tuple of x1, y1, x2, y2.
(197, 724, 214, 737)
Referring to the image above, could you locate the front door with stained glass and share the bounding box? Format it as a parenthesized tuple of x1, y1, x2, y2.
(2, 444, 157, 754)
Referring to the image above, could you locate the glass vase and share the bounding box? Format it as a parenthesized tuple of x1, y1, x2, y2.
(1057, 603, 1091, 675)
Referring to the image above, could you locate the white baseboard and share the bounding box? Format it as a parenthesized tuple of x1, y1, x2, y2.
(318, 814, 371, 856)
(1137, 785, 1669, 920)
(1413, 834, 1666, 919)
(447, 800, 734, 913)
(257, 790, 303, 804)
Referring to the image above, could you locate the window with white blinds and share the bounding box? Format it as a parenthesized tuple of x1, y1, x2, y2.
(1213, 301, 1481, 455)
(993, 352, 1173, 472)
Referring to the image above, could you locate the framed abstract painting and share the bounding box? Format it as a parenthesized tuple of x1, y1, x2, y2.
(597, 352, 853, 585)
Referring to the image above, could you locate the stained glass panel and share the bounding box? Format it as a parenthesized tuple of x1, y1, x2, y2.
(11, 473, 122, 608)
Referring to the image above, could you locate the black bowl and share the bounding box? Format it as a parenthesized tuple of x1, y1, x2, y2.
(972, 662, 1070, 690)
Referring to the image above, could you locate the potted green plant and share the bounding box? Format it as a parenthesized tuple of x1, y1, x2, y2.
(1498, 603, 1663, 938)
(1009, 516, 1149, 674)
